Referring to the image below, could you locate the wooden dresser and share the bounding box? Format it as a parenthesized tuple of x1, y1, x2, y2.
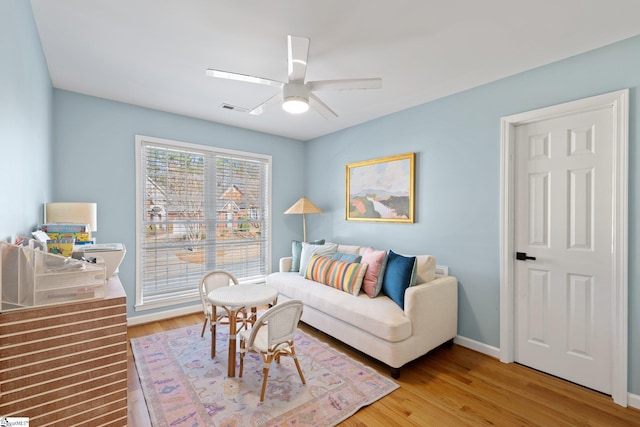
(1, 275, 128, 426)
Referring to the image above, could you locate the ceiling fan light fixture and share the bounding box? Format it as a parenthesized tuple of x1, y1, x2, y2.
(282, 83, 309, 114)
(282, 96, 309, 114)
(207, 36, 381, 119)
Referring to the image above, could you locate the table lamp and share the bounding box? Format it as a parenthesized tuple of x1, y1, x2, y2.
(45, 202, 98, 232)
(284, 197, 323, 242)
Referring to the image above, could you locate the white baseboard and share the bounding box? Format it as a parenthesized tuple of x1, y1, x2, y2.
(127, 304, 201, 326)
(628, 392, 640, 409)
(454, 335, 501, 359)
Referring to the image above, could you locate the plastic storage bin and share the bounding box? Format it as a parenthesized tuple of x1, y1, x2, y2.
(1, 241, 106, 311)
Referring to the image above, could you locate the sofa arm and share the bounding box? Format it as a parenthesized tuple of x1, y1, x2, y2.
(279, 257, 293, 272)
(404, 276, 458, 342)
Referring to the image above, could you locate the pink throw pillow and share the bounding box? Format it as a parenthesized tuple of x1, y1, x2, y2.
(360, 247, 387, 297)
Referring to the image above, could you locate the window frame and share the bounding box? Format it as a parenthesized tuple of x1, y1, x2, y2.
(134, 135, 272, 311)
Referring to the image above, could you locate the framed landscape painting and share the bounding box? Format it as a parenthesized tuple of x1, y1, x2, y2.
(346, 152, 415, 223)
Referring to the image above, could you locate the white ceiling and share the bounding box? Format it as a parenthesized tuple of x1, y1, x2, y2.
(29, 0, 640, 141)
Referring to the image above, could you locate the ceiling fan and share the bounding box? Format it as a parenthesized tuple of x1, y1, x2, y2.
(206, 35, 382, 119)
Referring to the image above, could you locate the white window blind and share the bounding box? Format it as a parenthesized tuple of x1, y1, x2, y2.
(136, 136, 271, 309)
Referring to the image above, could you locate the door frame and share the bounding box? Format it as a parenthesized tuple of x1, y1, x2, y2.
(499, 89, 629, 406)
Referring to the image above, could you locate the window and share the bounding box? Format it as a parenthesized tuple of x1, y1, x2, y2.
(135, 135, 271, 310)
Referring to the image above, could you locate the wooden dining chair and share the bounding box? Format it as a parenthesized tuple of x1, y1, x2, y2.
(238, 299, 306, 402)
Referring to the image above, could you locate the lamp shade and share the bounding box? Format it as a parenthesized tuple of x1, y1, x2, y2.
(45, 202, 98, 232)
(284, 197, 323, 215)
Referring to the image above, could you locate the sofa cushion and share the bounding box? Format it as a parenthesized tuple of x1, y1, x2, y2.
(360, 247, 388, 297)
(382, 250, 416, 308)
(267, 272, 411, 342)
(291, 239, 324, 272)
(413, 254, 436, 285)
(327, 243, 362, 255)
(298, 242, 338, 276)
(331, 252, 362, 263)
(308, 255, 367, 295)
(305, 255, 368, 295)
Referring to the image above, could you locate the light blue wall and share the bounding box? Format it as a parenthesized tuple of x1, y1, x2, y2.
(52, 90, 305, 318)
(4, 2, 639, 396)
(0, 0, 52, 240)
(306, 35, 640, 395)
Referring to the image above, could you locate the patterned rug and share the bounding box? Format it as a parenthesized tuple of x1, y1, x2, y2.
(131, 324, 399, 426)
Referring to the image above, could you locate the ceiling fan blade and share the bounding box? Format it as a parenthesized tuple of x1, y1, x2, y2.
(309, 93, 338, 119)
(206, 69, 283, 88)
(308, 78, 382, 91)
(287, 35, 310, 83)
(249, 92, 282, 115)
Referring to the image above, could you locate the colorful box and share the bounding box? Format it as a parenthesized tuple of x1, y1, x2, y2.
(42, 224, 92, 242)
(47, 238, 75, 257)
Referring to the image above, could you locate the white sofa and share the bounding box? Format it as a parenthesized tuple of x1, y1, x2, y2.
(266, 243, 458, 378)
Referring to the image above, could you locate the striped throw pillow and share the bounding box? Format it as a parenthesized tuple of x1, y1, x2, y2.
(305, 255, 368, 295)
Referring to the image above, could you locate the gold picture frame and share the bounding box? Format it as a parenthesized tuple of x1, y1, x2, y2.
(346, 152, 415, 223)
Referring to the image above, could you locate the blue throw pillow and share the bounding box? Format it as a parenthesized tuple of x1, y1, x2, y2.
(291, 239, 324, 272)
(381, 250, 416, 308)
(331, 252, 362, 263)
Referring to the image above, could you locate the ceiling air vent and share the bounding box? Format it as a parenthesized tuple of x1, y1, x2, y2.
(220, 103, 248, 113)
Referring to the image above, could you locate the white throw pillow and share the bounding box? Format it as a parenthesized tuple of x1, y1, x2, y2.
(413, 255, 436, 285)
(299, 242, 338, 276)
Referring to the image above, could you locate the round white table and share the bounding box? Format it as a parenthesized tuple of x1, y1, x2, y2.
(207, 283, 279, 377)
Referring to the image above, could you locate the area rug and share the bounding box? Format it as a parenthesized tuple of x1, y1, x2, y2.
(131, 324, 398, 426)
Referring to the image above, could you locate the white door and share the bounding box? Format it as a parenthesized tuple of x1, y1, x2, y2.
(514, 107, 613, 393)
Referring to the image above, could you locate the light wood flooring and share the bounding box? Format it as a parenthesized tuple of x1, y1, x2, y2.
(128, 313, 640, 426)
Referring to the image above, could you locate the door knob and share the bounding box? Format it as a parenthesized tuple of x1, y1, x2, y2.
(516, 252, 536, 261)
